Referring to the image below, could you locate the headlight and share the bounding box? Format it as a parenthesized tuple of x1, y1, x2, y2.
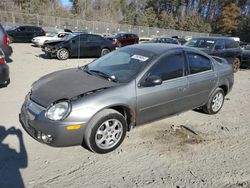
(46, 101, 71, 121)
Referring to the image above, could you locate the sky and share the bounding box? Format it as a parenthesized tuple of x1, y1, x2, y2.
(61, 0, 72, 7)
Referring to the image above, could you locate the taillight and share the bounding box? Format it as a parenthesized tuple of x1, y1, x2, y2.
(3, 35, 8, 45)
(0, 56, 5, 65)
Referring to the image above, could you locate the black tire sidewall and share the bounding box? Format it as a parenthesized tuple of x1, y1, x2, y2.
(86, 110, 127, 154)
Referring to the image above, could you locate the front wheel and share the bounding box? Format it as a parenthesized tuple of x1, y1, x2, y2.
(202, 88, 225, 114)
(84, 109, 127, 154)
(56, 48, 69, 60)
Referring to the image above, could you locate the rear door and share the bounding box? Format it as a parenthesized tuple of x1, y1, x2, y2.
(185, 51, 217, 109)
(79, 34, 102, 57)
(26, 26, 35, 42)
(14, 26, 27, 42)
(136, 50, 188, 125)
(224, 39, 241, 63)
(213, 39, 226, 57)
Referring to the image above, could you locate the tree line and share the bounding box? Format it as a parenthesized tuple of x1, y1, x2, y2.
(1, 0, 250, 41)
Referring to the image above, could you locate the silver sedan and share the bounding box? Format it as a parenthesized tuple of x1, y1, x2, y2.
(20, 43, 234, 154)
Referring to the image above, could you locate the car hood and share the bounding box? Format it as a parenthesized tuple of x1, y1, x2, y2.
(30, 68, 118, 107)
(44, 40, 64, 46)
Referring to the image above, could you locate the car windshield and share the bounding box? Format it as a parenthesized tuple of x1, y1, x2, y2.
(83, 48, 156, 83)
(8, 26, 18, 30)
(115, 33, 125, 38)
(185, 38, 216, 49)
(63, 34, 75, 41)
(47, 33, 57, 37)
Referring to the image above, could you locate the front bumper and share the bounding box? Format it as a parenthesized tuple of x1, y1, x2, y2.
(0, 64, 10, 85)
(42, 46, 57, 57)
(19, 94, 86, 147)
(32, 41, 40, 46)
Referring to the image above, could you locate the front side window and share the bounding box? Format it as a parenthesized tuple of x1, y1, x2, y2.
(187, 53, 212, 74)
(185, 38, 216, 49)
(149, 52, 184, 81)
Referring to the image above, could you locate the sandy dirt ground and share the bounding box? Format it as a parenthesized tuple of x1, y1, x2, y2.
(0, 43, 250, 188)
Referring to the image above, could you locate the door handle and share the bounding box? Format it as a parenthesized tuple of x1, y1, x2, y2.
(178, 87, 186, 92)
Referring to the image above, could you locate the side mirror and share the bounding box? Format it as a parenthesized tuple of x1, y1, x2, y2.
(215, 45, 223, 50)
(140, 75, 162, 87)
(71, 40, 76, 44)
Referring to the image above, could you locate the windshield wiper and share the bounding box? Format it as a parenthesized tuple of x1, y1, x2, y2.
(79, 65, 92, 75)
(89, 70, 117, 82)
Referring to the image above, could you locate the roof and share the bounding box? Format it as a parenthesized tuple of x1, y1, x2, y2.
(191, 36, 235, 41)
(125, 43, 183, 55)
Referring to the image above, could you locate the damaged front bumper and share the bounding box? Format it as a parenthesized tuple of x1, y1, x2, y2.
(19, 93, 86, 147)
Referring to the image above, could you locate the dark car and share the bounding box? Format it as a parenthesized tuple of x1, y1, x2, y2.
(0, 48, 10, 87)
(171, 36, 187, 45)
(42, 33, 115, 60)
(0, 24, 13, 60)
(241, 45, 250, 68)
(20, 44, 233, 154)
(184, 37, 242, 72)
(146, 37, 179, 44)
(7, 25, 45, 43)
(112, 33, 139, 47)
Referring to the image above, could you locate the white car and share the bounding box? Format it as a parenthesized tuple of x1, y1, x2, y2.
(32, 32, 72, 46)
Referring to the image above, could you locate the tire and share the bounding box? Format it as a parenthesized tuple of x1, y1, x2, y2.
(202, 88, 225, 114)
(101, 48, 110, 57)
(232, 57, 240, 73)
(84, 109, 127, 154)
(0, 78, 10, 88)
(56, 48, 69, 60)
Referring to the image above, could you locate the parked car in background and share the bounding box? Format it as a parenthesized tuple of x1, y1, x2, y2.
(42, 33, 115, 60)
(241, 45, 250, 68)
(145, 37, 179, 44)
(184, 37, 242, 72)
(171, 36, 187, 45)
(112, 33, 139, 47)
(32, 31, 72, 46)
(7, 25, 45, 43)
(139, 37, 152, 43)
(0, 24, 12, 60)
(0, 48, 10, 87)
(20, 43, 233, 153)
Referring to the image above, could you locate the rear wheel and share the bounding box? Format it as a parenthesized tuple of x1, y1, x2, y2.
(56, 48, 69, 60)
(202, 88, 225, 114)
(232, 57, 240, 73)
(84, 109, 127, 154)
(0, 78, 10, 88)
(101, 48, 110, 56)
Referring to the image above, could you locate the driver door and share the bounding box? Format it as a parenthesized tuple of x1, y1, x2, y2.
(136, 50, 188, 125)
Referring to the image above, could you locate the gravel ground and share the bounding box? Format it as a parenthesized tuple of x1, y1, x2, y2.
(0, 43, 250, 188)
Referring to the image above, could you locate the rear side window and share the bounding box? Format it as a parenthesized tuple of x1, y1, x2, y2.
(80, 35, 88, 41)
(89, 35, 103, 42)
(225, 39, 239, 48)
(187, 53, 212, 74)
(149, 52, 184, 81)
